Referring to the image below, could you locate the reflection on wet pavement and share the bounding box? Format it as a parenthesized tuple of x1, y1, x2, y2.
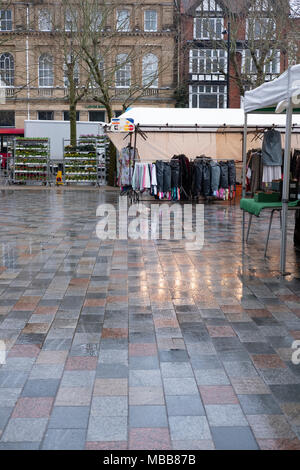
(0, 188, 299, 450)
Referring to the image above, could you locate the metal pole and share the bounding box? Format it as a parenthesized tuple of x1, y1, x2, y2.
(242, 112, 248, 242)
(26, 4, 30, 120)
(227, 20, 231, 109)
(242, 113, 248, 199)
(280, 96, 293, 275)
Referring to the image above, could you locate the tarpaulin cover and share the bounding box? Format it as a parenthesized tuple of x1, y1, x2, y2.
(107, 108, 300, 162)
(244, 64, 300, 114)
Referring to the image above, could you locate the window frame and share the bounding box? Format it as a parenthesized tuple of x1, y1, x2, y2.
(144, 10, 158, 32)
(242, 49, 280, 76)
(0, 52, 14, 87)
(63, 110, 80, 121)
(89, 110, 106, 122)
(91, 10, 103, 31)
(38, 9, 52, 32)
(189, 48, 227, 75)
(193, 17, 224, 40)
(38, 53, 54, 88)
(116, 9, 131, 32)
(189, 84, 227, 109)
(142, 53, 159, 88)
(65, 9, 77, 32)
(38, 110, 54, 120)
(0, 110, 15, 126)
(115, 53, 131, 88)
(63, 56, 80, 88)
(245, 17, 276, 40)
(0, 9, 12, 31)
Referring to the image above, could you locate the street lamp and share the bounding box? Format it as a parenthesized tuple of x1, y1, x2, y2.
(222, 20, 231, 108)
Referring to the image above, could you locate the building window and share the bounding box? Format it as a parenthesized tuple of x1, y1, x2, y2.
(249, 0, 272, 11)
(194, 17, 224, 40)
(115, 54, 131, 88)
(0, 110, 14, 126)
(91, 11, 103, 31)
(142, 53, 158, 87)
(89, 56, 104, 89)
(190, 49, 226, 75)
(38, 9, 52, 31)
(114, 110, 123, 117)
(246, 18, 275, 40)
(242, 49, 280, 75)
(89, 111, 105, 122)
(38, 111, 54, 120)
(64, 111, 80, 121)
(64, 56, 80, 87)
(197, 0, 222, 12)
(189, 84, 227, 108)
(288, 39, 299, 66)
(0, 10, 12, 31)
(39, 54, 54, 87)
(116, 10, 130, 32)
(0, 53, 14, 86)
(65, 9, 77, 32)
(144, 10, 157, 32)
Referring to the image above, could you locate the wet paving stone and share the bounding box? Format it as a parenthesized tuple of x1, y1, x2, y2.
(0, 188, 300, 449)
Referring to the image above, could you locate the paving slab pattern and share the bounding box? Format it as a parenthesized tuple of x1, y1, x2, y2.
(0, 189, 299, 450)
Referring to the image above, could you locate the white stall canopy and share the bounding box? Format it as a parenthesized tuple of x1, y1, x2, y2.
(244, 65, 300, 114)
(243, 64, 300, 275)
(107, 107, 300, 162)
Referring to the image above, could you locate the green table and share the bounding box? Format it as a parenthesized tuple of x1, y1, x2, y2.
(240, 198, 300, 257)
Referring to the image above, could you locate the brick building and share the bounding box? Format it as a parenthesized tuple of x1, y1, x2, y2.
(0, 1, 177, 129)
(179, 0, 293, 109)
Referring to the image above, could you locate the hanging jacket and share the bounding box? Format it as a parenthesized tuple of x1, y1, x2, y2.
(163, 162, 172, 193)
(156, 160, 164, 193)
(210, 160, 221, 193)
(227, 160, 236, 187)
(202, 162, 211, 197)
(170, 159, 180, 189)
(262, 129, 282, 166)
(219, 161, 229, 189)
(193, 160, 203, 197)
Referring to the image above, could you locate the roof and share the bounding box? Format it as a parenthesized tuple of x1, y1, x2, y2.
(181, 0, 247, 15)
(118, 107, 300, 128)
(182, 0, 291, 16)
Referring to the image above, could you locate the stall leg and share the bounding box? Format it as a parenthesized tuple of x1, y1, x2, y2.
(264, 210, 275, 258)
(246, 214, 253, 242)
(279, 211, 282, 230)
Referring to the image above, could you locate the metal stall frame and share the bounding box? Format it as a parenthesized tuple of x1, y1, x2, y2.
(242, 67, 300, 276)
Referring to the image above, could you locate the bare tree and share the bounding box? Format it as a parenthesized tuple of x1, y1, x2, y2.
(287, 0, 300, 65)
(31, 2, 92, 146)
(60, 0, 175, 183)
(68, 0, 175, 120)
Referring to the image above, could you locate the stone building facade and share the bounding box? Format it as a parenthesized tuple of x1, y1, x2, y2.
(0, 1, 177, 128)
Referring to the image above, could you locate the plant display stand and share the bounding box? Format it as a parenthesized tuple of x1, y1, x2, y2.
(13, 138, 50, 185)
(79, 135, 108, 186)
(63, 137, 107, 186)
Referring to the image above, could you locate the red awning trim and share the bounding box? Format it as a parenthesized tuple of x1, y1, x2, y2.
(0, 128, 24, 135)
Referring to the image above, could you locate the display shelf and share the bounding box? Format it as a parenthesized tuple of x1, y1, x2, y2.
(79, 134, 108, 186)
(63, 137, 107, 186)
(13, 138, 50, 185)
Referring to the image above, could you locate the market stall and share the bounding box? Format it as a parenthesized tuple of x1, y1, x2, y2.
(107, 107, 300, 161)
(107, 107, 300, 203)
(242, 64, 300, 275)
